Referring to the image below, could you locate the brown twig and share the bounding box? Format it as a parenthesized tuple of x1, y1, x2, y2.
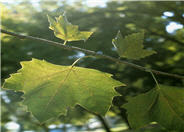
(1, 29, 184, 80)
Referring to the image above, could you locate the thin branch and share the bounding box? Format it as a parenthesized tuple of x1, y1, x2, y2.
(96, 114, 111, 132)
(1, 29, 184, 80)
(79, 106, 111, 132)
(150, 30, 184, 46)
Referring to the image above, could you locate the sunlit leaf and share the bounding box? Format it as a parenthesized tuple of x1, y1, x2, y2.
(47, 14, 93, 42)
(3, 58, 125, 123)
(123, 85, 184, 131)
(112, 31, 156, 60)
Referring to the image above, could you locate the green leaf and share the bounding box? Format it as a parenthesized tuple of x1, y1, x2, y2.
(112, 31, 156, 60)
(123, 85, 184, 131)
(47, 14, 93, 42)
(3, 58, 125, 123)
(59, 105, 93, 125)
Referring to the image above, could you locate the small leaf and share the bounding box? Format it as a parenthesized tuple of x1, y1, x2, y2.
(3, 58, 125, 123)
(47, 14, 93, 42)
(123, 85, 184, 131)
(112, 31, 156, 60)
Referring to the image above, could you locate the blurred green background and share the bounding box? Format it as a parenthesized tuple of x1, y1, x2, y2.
(1, 0, 184, 132)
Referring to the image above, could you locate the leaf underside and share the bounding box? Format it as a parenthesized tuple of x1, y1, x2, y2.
(47, 14, 93, 42)
(3, 58, 125, 123)
(112, 31, 156, 60)
(123, 85, 184, 131)
(59, 105, 93, 125)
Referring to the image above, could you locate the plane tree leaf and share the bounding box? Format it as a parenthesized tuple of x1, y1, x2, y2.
(3, 58, 125, 123)
(123, 85, 184, 131)
(47, 14, 93, 42)
(59, 105, 93, 125)
(112, 31, 156, 60)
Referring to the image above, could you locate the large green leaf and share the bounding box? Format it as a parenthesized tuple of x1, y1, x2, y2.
(3, 58, 125, 123)
(123, 85, 184, 131)
(112, 31, 156, 60)
(47, 14, 93, 42)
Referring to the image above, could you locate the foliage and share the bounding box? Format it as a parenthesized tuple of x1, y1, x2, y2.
(112, 31, 156, 60)
(47, 14, 93, 42)
(59, 105, 94, 125)
(123, 85, 184, 131)
(3, 58, 124, 123)
(1, 1, 184, 132)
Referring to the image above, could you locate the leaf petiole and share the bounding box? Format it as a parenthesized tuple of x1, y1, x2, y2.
(63, 40, 67, 45)
(71, 55, 95, 67)
(150, 71, 160, 90)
